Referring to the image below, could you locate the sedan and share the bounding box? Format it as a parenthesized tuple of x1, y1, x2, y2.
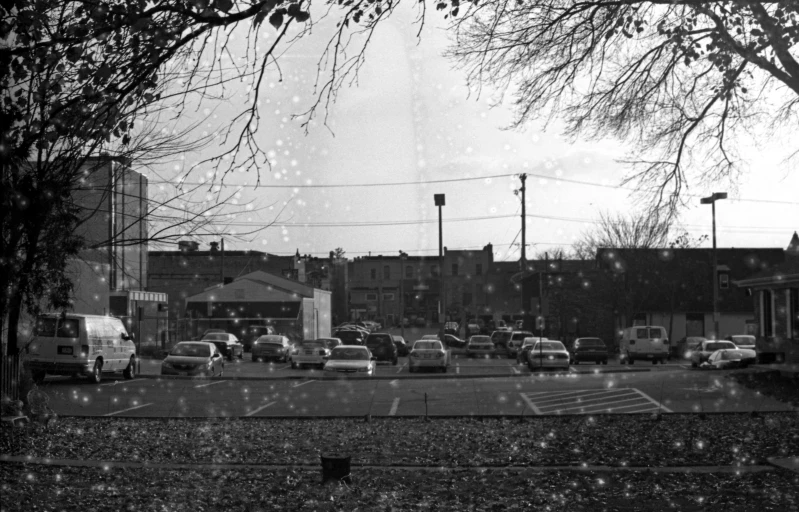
(569, 337, 609, 365)
(201, 333, 244, 361)
(251, 335, 293, 362)
(726, 335, 756, 351)
(291, 340, 332, 369)
(323, 346, 376, 375)
(392, 336, 410, 357)
(408, 340, 449, 373)
(526, 340, 570, 371)
(517, 337, 547, 364)
(161, 342, 224, 377)
(466, 335, 496, 358)
(689, 340, 738, 367)
(701, 348, 757, 369)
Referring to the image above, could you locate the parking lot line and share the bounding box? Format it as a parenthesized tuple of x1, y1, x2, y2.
(532, 389, 632, 405)
(520, 394, 542, 415)
(520, 388, 672, 415)
(103, 403, 153, 416)
(540, 396, 648, 413)
(389, 398, 400, 416)
(100, 378, 142, 387)
(245, 401, 276, 417)
(508, 363, 521, 375)
(456, 364, 460, 375)
(291, 380, 316, 388)
(633, 388, 673, 413)
(396, 364, 406, 374)
(195, 380, 226, 388)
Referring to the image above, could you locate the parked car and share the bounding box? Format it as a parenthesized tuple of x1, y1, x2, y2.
(517, 337, 548, 364)
(408, 340, 449, 373)
(491, 330, 513, 357)
(700, 348, 757, 369)
(682, 337, 707, 359)
(569, 337, 609, 365)
(251, 334, 293, 362)
(323, 345, 376, 375)
(506, 331, 535, 358)
(241, 325, 276, 352)
(201, 333, 244, 361)
(414, 317, 427, 327)
(365, 333, 399, 365)
(291, 340, 332, 369)
(332, 329, 367, 346)
(466, 323, 481, 338)
(726, 335, 756, 351)
(619, 326, 670, 365)
(161, 341, 224, 377)
(466, 335, 496, 358)
(689, 340, 738, 367)
(25, 313, 137, 384)
(442, 334, 467, 352)
(444, 322, 460, 336)
(392, 335, 410, 357)
(202, 328, 226, 337)
(316, 337, 342, 350)
(526, 340, 570, 371)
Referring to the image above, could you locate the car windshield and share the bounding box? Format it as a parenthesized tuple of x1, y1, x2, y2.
(469, 337, 490, 344)
(171, 344, 211, 357)
(202, 333, 228, 341)
(731, 336, 755, 345)
(329, 348, 370, 360)
(301, 341, 324, 348)
(532, 342, 565, 351)
(578, 338, 604, 346)
(336, 331, 363, 341)
(413, 341, 443, 350)
(366, 335, 391, 346)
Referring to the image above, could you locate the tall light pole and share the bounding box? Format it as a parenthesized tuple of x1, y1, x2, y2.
(701, 192, 727, 339)
(434, 194, 446, 342)
(400, 251, 407, 340)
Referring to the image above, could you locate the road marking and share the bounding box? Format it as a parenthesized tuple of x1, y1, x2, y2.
(277, 365, 290, 371)
(101, 379, 142, 387)
(292, 380, 316, 388)
(508, 363, 521, 374)
(521, 388, 672, 415)
(389, 379, 399, 386)
(103, 403, 153, 416)
(245, 401, 276, 417)
(195, 380, 226, 388)
(389, 398, 400, 416)
(456, 364, 460, 375)
(396, 364, 406, 374)
(569, 367, 577, 373)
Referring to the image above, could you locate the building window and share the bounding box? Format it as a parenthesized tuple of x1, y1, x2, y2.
(366, 293, 378, 301)
(761, 290, 773, 337)
(719, 273, 729, 289)
(463, 292, 472, 307)
(383, 293, 395, 301)
(476, 263, 483, 276)
(405, 265, 413, 279)
(452, 263, 458, 276)
(370, 269, 376, 280)
(384, 266, 390, 279)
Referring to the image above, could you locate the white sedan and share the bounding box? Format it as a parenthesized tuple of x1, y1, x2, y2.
(700, 348, 757, 369)
(408, 340, 449, 373)
(323, 346, 375, 375)
(526, 340, 570, 371)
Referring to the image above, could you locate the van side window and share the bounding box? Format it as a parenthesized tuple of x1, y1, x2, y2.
(34, 318, 80, 338)
(636, 328, 648, 338)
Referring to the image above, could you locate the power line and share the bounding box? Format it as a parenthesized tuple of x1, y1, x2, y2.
(150, 171, 798, 205)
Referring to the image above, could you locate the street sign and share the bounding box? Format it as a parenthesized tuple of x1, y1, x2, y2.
(536, 316, 545, 330)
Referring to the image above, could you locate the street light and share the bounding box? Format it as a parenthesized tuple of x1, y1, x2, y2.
(400, 251, 407, 340)
(434, 194, 446, 343)
(701, 192, 727, 339)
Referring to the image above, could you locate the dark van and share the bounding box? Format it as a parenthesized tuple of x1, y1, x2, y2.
(365, 333, 398, 365)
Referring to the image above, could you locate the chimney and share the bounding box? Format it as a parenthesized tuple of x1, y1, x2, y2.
(209, 241, 219, 254)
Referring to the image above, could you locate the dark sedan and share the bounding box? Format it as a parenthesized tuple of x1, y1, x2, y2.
(569, 337, 609, 365)
(365, 333, 398, 365)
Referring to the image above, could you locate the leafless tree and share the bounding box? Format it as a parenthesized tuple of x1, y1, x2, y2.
(572, 211, 671, 258)
(444, 0, 799, 219)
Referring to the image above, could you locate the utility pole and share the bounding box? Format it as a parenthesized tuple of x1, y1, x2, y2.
(434, 194, 446, 343)
(517, 173, 528, 323)
(220, 238, 225, 284)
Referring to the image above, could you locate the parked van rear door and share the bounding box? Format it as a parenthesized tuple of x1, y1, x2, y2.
(47, 316, 83, 368)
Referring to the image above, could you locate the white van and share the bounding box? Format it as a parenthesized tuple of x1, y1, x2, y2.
(25, 314, 137, 384)
(619, 326, 670, 365)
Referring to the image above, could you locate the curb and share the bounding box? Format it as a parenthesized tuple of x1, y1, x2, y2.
(134, 368, 653, 382)
(0, 454, 778, 474)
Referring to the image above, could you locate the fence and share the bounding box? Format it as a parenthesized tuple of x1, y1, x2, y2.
(1, 354, 21, 401)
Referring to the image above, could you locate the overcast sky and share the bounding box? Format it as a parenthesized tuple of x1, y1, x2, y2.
(145, 6, 798, 261)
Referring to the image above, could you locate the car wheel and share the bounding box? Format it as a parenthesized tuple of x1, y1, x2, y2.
(123, 357, 136, 379)
(408, 366, 415, 373)
(627, 354, 634, 365)
(691, 361, 698, 368)
(291, 361, 297, 369)
(252, 355, 258, 362)
(574, 360, 579, 365)
(392, 358, 398, 366)
(88, 360, 103, 384)
(603, 359, 608, 365)
(32, 371, 46, 384)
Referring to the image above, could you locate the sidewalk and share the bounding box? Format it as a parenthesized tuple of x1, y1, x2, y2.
(751, 363, 799, 378)
(0, 454, 790, 474)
